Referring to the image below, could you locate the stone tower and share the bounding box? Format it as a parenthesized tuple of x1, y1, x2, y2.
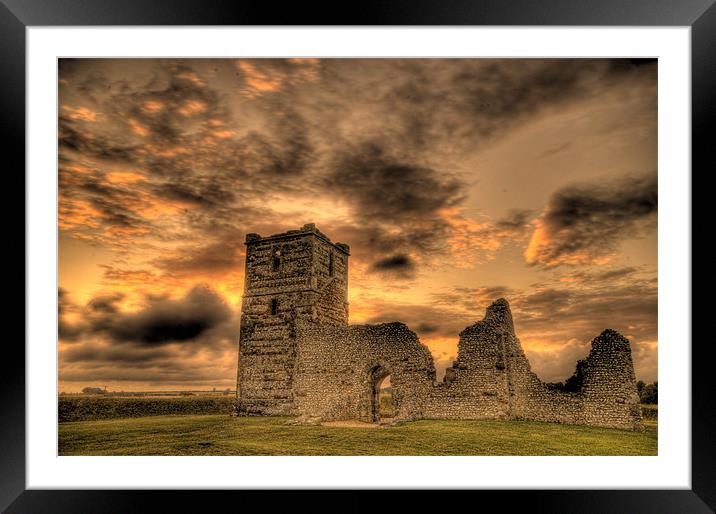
(236, 223, 350, 415)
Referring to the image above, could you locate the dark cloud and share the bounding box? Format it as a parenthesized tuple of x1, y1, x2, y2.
(107, 62, 226, 145)
(250, 106, 314, 176)
(414, 323, 439, 334)
(57, 58, 657, 388)
(539, 142, 572, 158)
(152, 178, 236, 210)
(58, 58, 655, 259)
(58, 60, 323, 253)
(87, 293, 124, 314)
(58, 288, 85, 342)
(526, 174, 657, 267)
(593, 266, 638, 281)
(328, 142, 464, 222)
(369, 59, 653, 156)
(324, 142, 465, 264)
(491, 272, 657, 347)
(59, 117, 138, 163)
(107, 286, 231, 345)
(59, 285, 240, 387)
(59, 364, 236, 386)
(327, 223, 448, 263)
(61, 286, 233, 346)
(369, 254, 417, 280)
(444, 59, 596, 139)
(63, 344, 174, 364)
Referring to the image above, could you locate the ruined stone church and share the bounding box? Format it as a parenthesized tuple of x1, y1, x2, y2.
(235, 224, 642, 430)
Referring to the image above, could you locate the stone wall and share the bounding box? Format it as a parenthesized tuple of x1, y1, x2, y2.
(580, 329, 643, 429)
(235, 225, 643, 430)
(420, 301, 513, 420)
(293, 322, 436, 422)
(291, 298, 642, 430)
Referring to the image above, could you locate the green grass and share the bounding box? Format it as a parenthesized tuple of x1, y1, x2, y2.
(58, 415, 657, 456)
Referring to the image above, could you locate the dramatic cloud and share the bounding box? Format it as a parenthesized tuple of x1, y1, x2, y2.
(57, 58, 657, 390)
(358, 58, 655, 156)
(324, 142, 465, 264)
(328, 143, 464, 221)
(60, 285, 233, 346)
(58, 285, 239, 388)
(525, 174, 657, 267)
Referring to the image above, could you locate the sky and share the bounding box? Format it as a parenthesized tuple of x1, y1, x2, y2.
(57, 58, 658, 392)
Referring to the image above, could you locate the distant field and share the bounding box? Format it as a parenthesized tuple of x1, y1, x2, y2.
(58, 396, 234, 422)
(59, 414, 657, 456)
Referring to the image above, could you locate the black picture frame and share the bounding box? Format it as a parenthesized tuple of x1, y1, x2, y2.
(4, 1, 714, 512)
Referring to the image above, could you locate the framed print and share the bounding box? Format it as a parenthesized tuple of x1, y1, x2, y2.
(5, 0, 715, 512)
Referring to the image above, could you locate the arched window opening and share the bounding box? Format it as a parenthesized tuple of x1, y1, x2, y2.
(377, 375, 394, 420)
(368, 365, 395, 422)
(270, 298, 279, 315)
(272, 249, 281, 272)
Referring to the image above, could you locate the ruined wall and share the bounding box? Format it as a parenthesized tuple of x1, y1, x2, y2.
(422, 299, 642, 430)
(290, 297, 642, 430)
(420, 301, 512, 419)
(580, 329, 643, 429)
(236, 225, 643, 430)
(293, 322, 435, 421)
(501, 337, 585, 426)
(483, 299, 586, 426)
(236, 224, 349, 415)
(419, 299, 583, 423)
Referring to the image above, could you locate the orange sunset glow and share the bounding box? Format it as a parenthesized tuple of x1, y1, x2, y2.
(58, 58, 657, 392)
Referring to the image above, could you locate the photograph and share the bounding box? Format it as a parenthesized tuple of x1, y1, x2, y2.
(56, 57, 658, 457)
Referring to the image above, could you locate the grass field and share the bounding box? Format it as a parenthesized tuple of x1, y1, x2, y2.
(59, 415, 657, 456)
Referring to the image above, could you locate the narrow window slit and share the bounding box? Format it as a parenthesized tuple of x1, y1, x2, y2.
(272, 249, 281, 271)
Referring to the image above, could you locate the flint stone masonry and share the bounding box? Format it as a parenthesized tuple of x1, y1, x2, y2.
(236, 225, 643, 430)
(236, 223, 349, 415)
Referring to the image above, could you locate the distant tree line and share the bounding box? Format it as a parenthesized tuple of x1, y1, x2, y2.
(76, 387, 234, 397)
(636, 381, 658, 404)
(81, 386, 106, 395)
(545, 359, 587, 393)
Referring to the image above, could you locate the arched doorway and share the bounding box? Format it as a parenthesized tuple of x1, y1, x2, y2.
(368, 365, 396, 422)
